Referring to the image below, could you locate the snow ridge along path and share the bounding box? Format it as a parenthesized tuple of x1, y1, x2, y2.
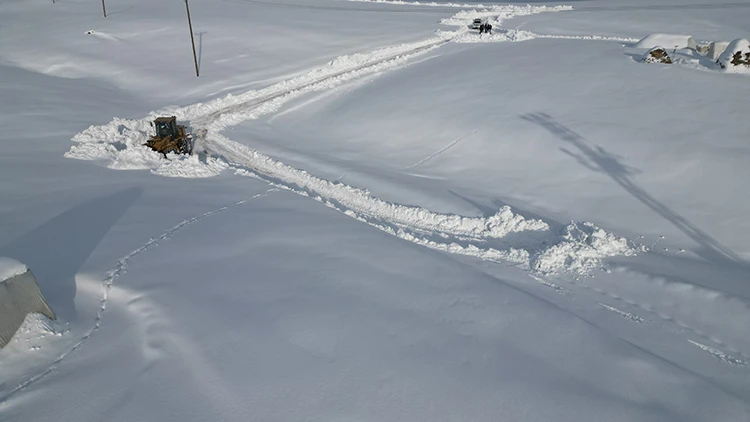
(66, 4, 635, 276)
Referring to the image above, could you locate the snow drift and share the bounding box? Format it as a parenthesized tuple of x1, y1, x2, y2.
(635, 34, 697, 50)
(717, 38, 750, 73)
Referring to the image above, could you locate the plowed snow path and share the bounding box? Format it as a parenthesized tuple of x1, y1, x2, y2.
(68, 4, 634, 277)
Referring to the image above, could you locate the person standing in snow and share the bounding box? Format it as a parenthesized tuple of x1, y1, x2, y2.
(479, 23, 485, 36)
(486, 23, 492, 34)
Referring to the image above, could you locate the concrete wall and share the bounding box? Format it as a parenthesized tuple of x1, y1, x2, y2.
(709, 41, 730, 61)
(0, 270, 55, 348)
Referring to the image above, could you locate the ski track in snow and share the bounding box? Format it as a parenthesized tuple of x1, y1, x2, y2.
(565, 274, 750, 364)
(0, 190, 275, 402)
(61, 4, 749, 371)
(401, 130, 475, 171)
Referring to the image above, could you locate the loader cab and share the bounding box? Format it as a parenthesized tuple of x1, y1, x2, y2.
(153, 117, 178, 138)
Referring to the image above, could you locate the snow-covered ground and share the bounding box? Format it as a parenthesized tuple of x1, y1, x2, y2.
(2, 0, 750, 421)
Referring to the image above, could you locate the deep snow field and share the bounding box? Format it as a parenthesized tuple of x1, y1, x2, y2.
(1, 0, 750, 421)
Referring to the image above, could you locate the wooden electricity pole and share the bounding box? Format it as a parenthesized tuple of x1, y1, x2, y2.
(102, 0, 107, 17)
(185, 0, 199, 77)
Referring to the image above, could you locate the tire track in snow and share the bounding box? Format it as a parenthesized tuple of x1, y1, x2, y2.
(0, 190, 275, 403)
(401, 130, 476, 171)
(195, 38, 450, 127)
(562, 274, 750, 366)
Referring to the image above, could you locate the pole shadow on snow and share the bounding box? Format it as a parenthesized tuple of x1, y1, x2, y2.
(520, 112, 746, 268)
(0, 188, 142, 321)
(196, 31, 207, 73)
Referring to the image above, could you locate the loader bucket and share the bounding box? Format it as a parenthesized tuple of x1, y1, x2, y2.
(0, 269, 56, 348)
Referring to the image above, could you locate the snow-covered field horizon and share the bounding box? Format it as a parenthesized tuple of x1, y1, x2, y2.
(2, 0, 749, 421)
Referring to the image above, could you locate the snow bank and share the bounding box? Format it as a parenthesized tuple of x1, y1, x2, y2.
(717, 39, 750, 74)
(229, 135, 634, 276)
(226, 137, 549, 241)
(635, 34, 697, 50)
(532, 222, 635, 275)
(0, 257, 27, 282)
(66, 117, 229, 178)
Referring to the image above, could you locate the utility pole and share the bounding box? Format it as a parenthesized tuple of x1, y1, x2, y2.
(102, 0, 107, 17)
(185, 0, 199, 77)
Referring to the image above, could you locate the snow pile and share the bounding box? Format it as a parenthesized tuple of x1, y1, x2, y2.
(532, 222, 635, 275)
(717, 39, 750, 73)
(0, 257, 27, 282)
(66, 117, 235, 178)
(151, 154, 230, 178)
(636, 34, 697, 50)
(394, 228, 532, 265)
(233, 145, 631, 275)
(226, 137, 549, 241)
